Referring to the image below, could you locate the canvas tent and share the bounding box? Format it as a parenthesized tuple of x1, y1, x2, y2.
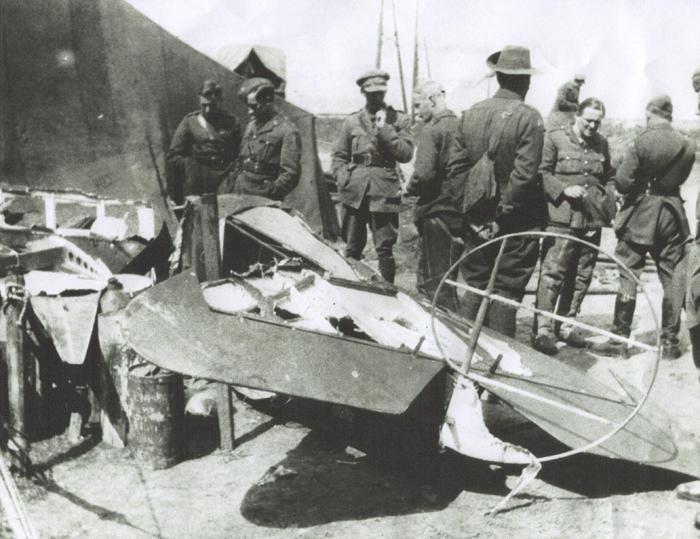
(0, 0, 339, 239)
(216, 45, 287, 97)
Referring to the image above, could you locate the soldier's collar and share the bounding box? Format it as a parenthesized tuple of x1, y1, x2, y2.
(494, 88, 524, 101)
(251, 113, 280, 132)
(431, 108, 455, 124)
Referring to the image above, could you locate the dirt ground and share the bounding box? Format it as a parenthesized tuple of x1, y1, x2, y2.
(6, 175, 700, 538)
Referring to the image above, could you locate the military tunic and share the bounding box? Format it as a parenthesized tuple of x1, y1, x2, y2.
(166, 111, 241, 204)
(404, 108, 461, 309)
(233, 113, 301, 201)
(534, 126, 615, 339)
(610, 122, 697, 344)
(447, 88, 546, 337)
(331, 106, 413, 282)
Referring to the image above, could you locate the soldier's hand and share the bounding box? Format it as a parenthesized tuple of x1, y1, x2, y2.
(375, 109, 387, 128)
(563, 185, 586, 199)
(470, 222, 499, 241)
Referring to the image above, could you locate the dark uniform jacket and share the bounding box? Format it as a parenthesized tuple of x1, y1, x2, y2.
(540, 126, 615, 229)
(547, 81, 580, 130)
(166, 111, 241, 203)
(233, 113, 302, 201)
(404, 109, 460, 228)
(447, 88, 547, 231)
(614, 122, 697, 245)
(332, 106, 414, 213)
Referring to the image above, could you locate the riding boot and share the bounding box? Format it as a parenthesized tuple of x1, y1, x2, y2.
(378, 257, 396, 284)
(486, 301, 517, 338)
(590, 296, 636, 357)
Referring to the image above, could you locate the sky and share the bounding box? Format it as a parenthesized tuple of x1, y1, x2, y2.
(125, 0, 700, 120)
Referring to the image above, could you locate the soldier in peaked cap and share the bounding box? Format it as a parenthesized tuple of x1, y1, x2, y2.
(166, 79, 241, 204)
(548, 74, 586, 130)
(332, 69, 414, 283)
(532, 97, 615, 355)
(231, 77, 301, 201)
(592, 95, 697, 359)
(693, 69, 700, 115)
(447, 45, 547, 338)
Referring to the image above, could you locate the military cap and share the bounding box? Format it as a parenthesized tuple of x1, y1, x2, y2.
(693, 68, 700, 80)
(646, 94, 673, 121)
(486, 45, 539, 75)
(356, 69, 390, 92)
(238, 77, 275, 101)
(199, 79, 222, 98)
(574, 74, 586, 83)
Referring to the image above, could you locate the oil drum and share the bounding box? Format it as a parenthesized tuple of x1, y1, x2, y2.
(126, 364, 184, 469)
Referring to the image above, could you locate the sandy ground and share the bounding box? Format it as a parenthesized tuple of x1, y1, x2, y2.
(5, 165, 700, 538)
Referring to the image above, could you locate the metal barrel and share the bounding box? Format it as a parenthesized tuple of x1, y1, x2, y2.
(126, 364, 184, 470)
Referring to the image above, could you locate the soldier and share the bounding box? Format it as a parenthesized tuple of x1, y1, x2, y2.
(693, 69, 700, 115)
(532, 97, 615, 355)
(592, 96, 697, 359)
(232, 77, 301, 201)
(166, 80, 241, 204)
(447, 45, 547, 337)
(548, 75, 586, 130)
(404, 80, 460, 310)
(332, 69, 414, 283)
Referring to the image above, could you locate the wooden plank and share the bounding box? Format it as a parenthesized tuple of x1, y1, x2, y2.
(5, 271, 29, 467)
(217, 383, 235, 450)
(200, 194, 221, 281)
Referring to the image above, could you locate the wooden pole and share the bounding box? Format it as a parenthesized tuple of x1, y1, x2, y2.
(423, 38, 432, 78)
(5, 270, 29, 468)
(217, 384, 235, 451)
(411, 0, 419, 123)
(391, 0, 408, 112)
(199, 193, 221, 282)
(462, 239, 507, 375)
(412, 0, 420, 90)
(199, 194, 236, 449)
(375, 0, 384, 69)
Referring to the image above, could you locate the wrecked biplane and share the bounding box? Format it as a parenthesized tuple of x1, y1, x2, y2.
(122, 195, 700, 480)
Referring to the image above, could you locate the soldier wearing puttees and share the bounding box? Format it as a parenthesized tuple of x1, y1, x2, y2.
(332, 69, 414, 283)
(447, 45, 547, 338)
(548, 75, 585, 130)
(592, 95, 697, 359)
(166, 80, 241, 204)
(532, 98, 615, 355)
(232, 77, 301, 201)
(404, 80, 460, 310)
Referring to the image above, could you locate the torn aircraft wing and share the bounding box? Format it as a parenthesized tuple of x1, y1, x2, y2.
(123, 271, 445, 415)
(30, 292, 100, 365)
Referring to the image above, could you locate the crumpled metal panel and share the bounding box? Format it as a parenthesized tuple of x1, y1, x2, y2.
(30, 292, 100, 365)
(467, 351, 700, 478)
(122, 272, 445, 415)
(231, 206, 359, 281)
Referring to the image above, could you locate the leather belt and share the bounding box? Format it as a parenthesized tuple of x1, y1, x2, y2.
(351, 153, 395, 168)
(646, 183, 680, 197)
(194, 155, 230, 170)
(241, 159, 278, 175)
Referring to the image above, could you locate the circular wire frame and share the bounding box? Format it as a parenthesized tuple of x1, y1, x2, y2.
(429, 230, 662, 464)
